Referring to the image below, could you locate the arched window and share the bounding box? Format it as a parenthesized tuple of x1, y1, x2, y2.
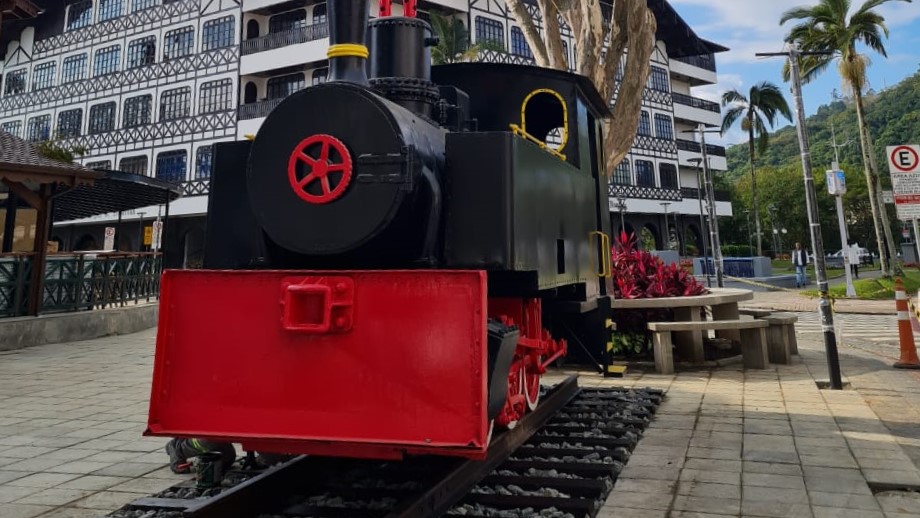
(613, 159, 631, 185)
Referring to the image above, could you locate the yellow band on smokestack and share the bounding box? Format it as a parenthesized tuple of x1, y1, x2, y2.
(327, 44, 370, 59)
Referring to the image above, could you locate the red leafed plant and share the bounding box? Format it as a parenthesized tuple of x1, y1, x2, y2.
(611, 231, 707, 299)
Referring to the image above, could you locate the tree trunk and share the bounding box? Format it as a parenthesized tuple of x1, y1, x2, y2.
(860, 104, 901, 275)
(853, 88, 890, 276)
(749, 125, 762, 256)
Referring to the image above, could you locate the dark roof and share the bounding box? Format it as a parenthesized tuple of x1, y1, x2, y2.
(647, 0, 729, 58)
(0, 131, 100, 182)
(53, 170, 182, 222)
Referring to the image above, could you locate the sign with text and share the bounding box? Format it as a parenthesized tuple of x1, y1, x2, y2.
(144, 226, 153, 246)
(151, 220, 163, 251)
(103, 227, 115, 251)
(826, 170, 846, 195)
(887, 145, 920, 220)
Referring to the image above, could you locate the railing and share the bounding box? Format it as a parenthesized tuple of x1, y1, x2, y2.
(239, 98, 284, 120)
(676, 138, 727, 157)
(609, 184, 682, 202)
(672, 53, 717, 72)
(680, 187, 732, 202)
(0, 252, 161, 318)
(672, 92, 720, 113)
(240, 23, 329, 55)
(181, 179, 211, 196)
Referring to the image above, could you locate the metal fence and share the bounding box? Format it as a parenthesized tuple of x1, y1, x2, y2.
(0, 252, 161, 318)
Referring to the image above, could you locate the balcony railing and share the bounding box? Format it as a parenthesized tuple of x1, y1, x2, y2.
(672, 53, 716, 72)
(239, 98, 284, 120)
(676, 139, 727, 157)
(241, 23, 329, 56)
(1, 252, 161, 318)
(672, 92, 720, 113)
(609, 184, 682, 202)
(680, 187, 732, 203)
(180, 179, 211, 196)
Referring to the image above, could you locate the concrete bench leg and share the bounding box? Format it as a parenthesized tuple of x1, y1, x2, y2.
(740, 327, 769, 369)
(767, 324, 792, 365)
(787, 324, 799, 355)
(673, 306, 705, 363)
(652, 331, 675, 375)
(712, 303, 741, 343)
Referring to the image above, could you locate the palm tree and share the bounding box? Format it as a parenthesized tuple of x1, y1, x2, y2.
(781, 0, 910, 276)
(721, 83, 793, 256)
(429, 12, 504, 65)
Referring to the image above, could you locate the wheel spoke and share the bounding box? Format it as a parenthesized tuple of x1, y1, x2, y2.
(298, 152, 318, 166)
(327, 163, 347, 172)
(321, 176, 332, 194)
(298, 172, 317, 188)
(320, 141, 330, 162)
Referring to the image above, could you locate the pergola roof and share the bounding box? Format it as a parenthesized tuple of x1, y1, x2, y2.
(0, 131, 182, 221)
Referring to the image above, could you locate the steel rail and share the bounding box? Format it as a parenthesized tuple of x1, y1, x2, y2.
(383, 375, 581, 518)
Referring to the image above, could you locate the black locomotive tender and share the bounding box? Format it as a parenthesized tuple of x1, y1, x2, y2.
(203, 1, 615, 424)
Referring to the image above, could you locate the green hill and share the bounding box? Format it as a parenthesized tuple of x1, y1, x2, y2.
(720, 67, 920, 256)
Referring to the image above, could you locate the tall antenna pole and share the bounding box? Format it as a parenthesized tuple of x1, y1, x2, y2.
(699, 125, 724, 288)
(758, 46, 843, 389)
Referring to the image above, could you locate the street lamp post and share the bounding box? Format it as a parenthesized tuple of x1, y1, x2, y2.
(688, 157, 712, 287)
(684, 126, 724, 287)
(768, 204, 779, 257)
(137, 211, 146, 252)
(613, 195, 627, 236)
(660, 202, 672, 250)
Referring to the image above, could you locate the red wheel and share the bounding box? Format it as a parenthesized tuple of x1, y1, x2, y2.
(524, 358, 541, 411)
(287, 134, 353, 204)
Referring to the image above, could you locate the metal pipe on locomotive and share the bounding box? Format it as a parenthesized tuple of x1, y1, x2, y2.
(145, 0, 616, 461)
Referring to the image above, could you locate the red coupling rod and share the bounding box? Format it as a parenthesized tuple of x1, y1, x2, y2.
(379, 0, 392, 17)
(404, 0, 417, 17)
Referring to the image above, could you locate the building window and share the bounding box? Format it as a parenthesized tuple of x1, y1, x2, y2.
(120, 155, 148, 175)
(123, 94, 152, 127)
(98, 0, 123, 22)
(654, 114, 674, 141)
(3, 69, 27, 95)
(637, 111, 651, 137)
(312, 3, 326, 24)
(61, 54, 87, 84)
(94, 45, 121, 77)
(199, 79, 232, 114)
(89, 102, 117, 134)
(164, 26, 195, 61)
(648, 66, 669, 92)
(659, 163, 679, 190)
(57, 109, 83, 139)
(267, 73, 305, 99)
(66, 0, 93, 31)
(613, 159, 631, 185)
(270, 10, 306, 33)
(196, 145, 213, 179)
(127, 36, 157, 69)
(156, 150, 188, 183)
(85, 160, 112, 169)
(31, 62, 56, 91)
(635, 160, 655, 187)
(202, 16, 234, 51)
(1, 120, 23, 138)
(475, 16, 504, 48)
(26, 115, 51, 142)
(510, 27, 532, 59)
(131, 0, 158, 12)
(160, 87, 191, 121)
(312, 68, 327, 85)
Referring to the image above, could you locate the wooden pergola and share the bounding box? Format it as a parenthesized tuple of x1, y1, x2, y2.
(0, 0, 41, 25)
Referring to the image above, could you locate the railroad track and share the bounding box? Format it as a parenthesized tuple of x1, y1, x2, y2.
(108, 377, 662, 518)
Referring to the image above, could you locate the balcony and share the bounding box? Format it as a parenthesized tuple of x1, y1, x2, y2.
(676, 139, 726, 157)
(609, 184, 682, 202)
(672, 93, 719, 113)
(670, 53, 717, 87)
(673, 92, 721, 127)
(676, 139, 728, 171)
(680, 187, 732, 203)
(241, 23, 329, 56)
(239, 98, 284, 120)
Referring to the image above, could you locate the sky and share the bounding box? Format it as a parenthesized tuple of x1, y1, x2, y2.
(670, 0, 920, 146)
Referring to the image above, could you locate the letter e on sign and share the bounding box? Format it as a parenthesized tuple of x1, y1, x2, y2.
(888, 145, 920, 174)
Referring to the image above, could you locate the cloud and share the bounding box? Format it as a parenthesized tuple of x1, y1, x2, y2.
(693, 73, 747, 146)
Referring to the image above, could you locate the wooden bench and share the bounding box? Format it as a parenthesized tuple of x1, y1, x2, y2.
(763, 313, 798, 364)
(740, 308, 772, 318)
(647, 320, 770, 374)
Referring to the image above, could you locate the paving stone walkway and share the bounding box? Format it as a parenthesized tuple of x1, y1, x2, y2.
(0, 328, 181, 518)
(3, 313, 920, 517)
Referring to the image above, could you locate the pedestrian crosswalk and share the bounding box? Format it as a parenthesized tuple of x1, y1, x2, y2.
(793, 311, 902, 344)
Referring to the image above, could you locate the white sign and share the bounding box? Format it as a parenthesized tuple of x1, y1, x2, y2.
(826, 170, 846, 195)
(103, 227, 115, 251)
(151, 220, 163, 251)
(887, 145, 920, 220)
(883, 190, 895, 204)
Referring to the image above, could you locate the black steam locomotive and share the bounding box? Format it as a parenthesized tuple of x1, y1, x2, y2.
(145, 0, 615, 461)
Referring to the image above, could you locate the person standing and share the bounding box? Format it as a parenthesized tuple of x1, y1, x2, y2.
(792, 242, 808, 288)
(848, 242, 860, 279)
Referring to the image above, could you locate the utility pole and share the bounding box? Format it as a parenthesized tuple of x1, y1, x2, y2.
(689, 157, 712, 287)
(758, 46, 843, 390)
(685, 126, 724, 287)
(830, 121, 857, 297)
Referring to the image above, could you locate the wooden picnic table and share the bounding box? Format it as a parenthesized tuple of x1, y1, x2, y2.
(610, 288, 754, 363)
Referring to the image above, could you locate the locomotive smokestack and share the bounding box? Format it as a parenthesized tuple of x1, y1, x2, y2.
(327, 0, 370, 86)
